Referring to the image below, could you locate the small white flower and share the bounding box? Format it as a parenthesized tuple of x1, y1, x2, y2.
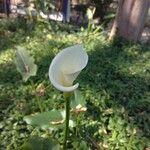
(49, 45, 88, 92)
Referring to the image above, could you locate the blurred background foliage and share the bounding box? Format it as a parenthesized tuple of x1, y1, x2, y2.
(13, 0, 116, 25)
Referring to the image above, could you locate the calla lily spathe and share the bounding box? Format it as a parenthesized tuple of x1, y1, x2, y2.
(49, 45, 88, 92)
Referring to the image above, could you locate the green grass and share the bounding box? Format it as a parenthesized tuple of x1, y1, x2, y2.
(0, 18, 150, 150)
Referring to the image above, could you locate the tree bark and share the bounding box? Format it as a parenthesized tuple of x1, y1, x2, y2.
(108, 0, 124, 41)
(109, 0, 150, 42)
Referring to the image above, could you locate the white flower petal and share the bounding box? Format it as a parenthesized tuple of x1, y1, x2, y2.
(49, 44, 88, 92)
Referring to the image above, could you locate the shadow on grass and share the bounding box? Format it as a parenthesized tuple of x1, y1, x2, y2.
(79, 39, 150, 139)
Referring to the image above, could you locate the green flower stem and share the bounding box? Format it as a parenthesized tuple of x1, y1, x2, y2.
(76, 114, 81, 137)
(63, 92, 72, 150)
(35, 94, 43, 112)
(30, 80, 43, 112)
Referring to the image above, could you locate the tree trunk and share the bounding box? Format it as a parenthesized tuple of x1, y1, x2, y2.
(108, 0, 124, 41)
(109, 0, 150, 42)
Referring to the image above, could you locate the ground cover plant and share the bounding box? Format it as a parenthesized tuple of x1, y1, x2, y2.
(0, 18, 150, 150)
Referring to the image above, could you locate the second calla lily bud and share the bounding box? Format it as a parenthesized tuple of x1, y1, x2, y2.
(49, 45, 88, 92)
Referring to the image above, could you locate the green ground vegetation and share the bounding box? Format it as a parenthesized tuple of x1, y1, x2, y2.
(0, 18, 150, 150)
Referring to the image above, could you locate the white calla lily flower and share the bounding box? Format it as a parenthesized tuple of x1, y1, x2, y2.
(49, 45, 88, 92)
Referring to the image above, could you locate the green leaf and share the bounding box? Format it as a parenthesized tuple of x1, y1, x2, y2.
(72, 141, 90, 150)
(24, 109, 63, 129)
(15, 47, 37, 82)
(79, 141, 89, 150)
(24, 109, 75, 129)
(71, 90, 87, 112)
(16, 136, 60, 150)
(104, 13, 115, 19)
(0, 84, 2, 89)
